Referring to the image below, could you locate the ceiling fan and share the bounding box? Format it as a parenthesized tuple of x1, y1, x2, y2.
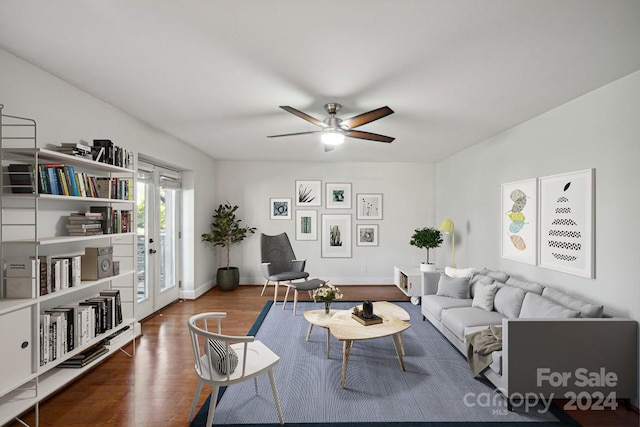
(267, 103, 395, 150)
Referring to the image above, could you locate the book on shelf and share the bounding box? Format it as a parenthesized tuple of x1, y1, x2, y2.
(59, 344, 108, 368)
(47, 307, 75, 352)
(4, 257, 39, 298)
(99, 289, 123, 326)
(5, 277, 37, 298)
(90, 206, 113, 234)
(7, 164, 36, 194)
(66, 223, 103, 230)
(56, 141, 93, 159)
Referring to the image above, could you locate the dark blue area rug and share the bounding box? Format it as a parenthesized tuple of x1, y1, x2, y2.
(191, 301, 579, 426)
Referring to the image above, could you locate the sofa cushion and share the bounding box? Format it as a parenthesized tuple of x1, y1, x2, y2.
(472, 282, 498, 311)
(468, 274, 494, 298)
(444, 266, 475, 278)
(541, 287, 604, 318)
(422, 295, 473, 320)
(488, 350, 502, 375)
(493, 284, 527, 318)
(519, 293, 580, 318)
(441, 307, 505, 342)
(478, 268, 510, 283)
(436, 274, 471, 299)
(505, 277, 544, 295)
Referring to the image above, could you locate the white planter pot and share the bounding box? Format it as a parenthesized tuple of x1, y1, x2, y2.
(420, 263, 436, 272)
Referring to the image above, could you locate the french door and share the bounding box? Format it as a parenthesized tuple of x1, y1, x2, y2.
(136, 161, 182, 319)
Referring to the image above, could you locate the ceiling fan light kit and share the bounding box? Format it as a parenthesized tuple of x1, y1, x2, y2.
(321, 130, 345, 145)
(268, 103, 395, 148)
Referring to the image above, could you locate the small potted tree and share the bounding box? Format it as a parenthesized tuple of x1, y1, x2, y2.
(201, 202, 256, 290)
(410, 227, 443, 272)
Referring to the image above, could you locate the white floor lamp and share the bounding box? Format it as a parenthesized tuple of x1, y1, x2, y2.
(439, 219, 455, 267)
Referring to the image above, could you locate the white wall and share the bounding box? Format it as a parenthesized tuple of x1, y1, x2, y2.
(213, 161, 436, 285)
(435, 70, 640, 404)
(0, 48, 217, 298)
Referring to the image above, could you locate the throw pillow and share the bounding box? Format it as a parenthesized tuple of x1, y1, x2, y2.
(478, 268, 510, 283)
(208, 338, 239, 375)
(519, 293, 580, 319)
(444, 266, 475, 278)
(436, 274, 471, 299)
(472, 281, 498, 311)
(493, 285, 527, 318)
(541, 287, 604, 318)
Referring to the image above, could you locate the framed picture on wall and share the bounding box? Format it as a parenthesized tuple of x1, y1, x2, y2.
(539, 169, 594, 278)
(270, 198, 291, 219)
(326, 182, 352, 209)
(356, 224, 379, 246)
(295, 180, 322, 206)
(501, 179, 537, 265)
(356, 193, 383, 219)
(295, 210, 317, 240)
(321, 214, 352, 257)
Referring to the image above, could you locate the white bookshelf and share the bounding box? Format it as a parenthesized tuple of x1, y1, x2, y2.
(0, 105, 140, 426)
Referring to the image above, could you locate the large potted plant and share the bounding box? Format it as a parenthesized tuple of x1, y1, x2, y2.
(201, 202, 256, 290)
(410, 227, 443, 271)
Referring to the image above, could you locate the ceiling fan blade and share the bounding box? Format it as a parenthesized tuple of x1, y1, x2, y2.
(267, 130, 321, 138)
(344, 129, 395, 143)
(279, 106, 328, 128)
(340, 106, 394, 129)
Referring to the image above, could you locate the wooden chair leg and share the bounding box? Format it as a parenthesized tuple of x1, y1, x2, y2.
(273, 282, 279, 304)
(293, 289, 299, 315)
(261, 279, 270, 296)
(206, 385, 220, 427)
(282, 285, 291, 310)
(188, 381, 204, 422)
(268, 369, 284, 425)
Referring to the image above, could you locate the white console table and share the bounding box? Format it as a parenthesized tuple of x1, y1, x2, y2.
(393, 266, 441, 305)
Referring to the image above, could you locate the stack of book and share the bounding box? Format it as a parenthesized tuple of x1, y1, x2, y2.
(56, 141, 93, 159)
(66, 212, 104, 236)
(59, 344, 108, 368)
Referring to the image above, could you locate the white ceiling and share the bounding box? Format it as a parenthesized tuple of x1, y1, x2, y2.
(1, 1, 639, 163)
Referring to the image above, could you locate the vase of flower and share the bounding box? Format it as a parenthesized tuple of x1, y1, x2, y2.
(313, 284, 343, 316)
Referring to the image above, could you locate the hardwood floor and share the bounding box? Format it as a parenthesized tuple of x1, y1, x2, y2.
(6, 285, 638, 427)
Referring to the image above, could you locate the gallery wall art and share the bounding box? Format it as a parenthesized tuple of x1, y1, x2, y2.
(357, 224, 379, 246)
(538, 169, 594, 278)
(295, 180, 321, 206)
(295, 210, 317, 240)
(270, 198, 291, 219)
(356, 193, 383, 220)
(501, 179, 537, 265)
(321, 214, 352, 257)
(325, 182, 352, 209)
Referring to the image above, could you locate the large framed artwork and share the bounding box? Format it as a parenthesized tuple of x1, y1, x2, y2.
(356, 224, 379, 246)
(356, 193, 383, 220)
(270, 198, 291, 220)
(325, 182, 352, 209)
(539, 169, 594, 278)
(321, 214, 352, 258)
(295, 180, 321, 207)
(501, 179, 537, 265)
(295, 210, 317, 240)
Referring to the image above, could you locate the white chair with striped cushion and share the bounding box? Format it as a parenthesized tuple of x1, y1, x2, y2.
(187, 312, 284, 426)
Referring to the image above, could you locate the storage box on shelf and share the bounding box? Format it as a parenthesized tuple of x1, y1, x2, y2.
(0, 105, 140, 426)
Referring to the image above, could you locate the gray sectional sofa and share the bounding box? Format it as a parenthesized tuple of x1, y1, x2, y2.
(421, 267, 638, 406)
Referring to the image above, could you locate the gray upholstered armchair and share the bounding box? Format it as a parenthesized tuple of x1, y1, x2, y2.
(260, 232, 310, 303)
